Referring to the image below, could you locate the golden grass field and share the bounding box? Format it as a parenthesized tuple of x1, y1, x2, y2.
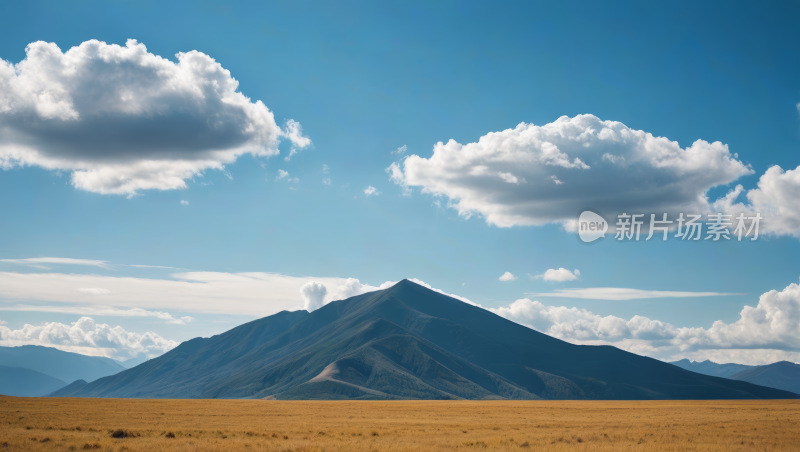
(1, 397, 799, 451)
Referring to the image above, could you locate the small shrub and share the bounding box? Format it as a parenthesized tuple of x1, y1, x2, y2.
(272, 433, 278, 438)
(371, 431, 379, 437)
(520, 441, 530, 448)
(283, 435, 289, 439)
(25, 426, 32, 430)
(39, 438, 50, 443)
(165, 432, 176, 438)
(111, 429, 127, 438)
(75, 426, 82, 431)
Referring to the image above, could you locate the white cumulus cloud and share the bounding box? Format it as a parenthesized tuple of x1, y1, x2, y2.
(534, 268, 580, 282)
(0, 316, 177, 359)
(300, 281, 328, 312)
(498, 272, 517, 281)
(364, 185, 380, 196)
(0, 39, 310, 196)
(387, 114, 752, 228)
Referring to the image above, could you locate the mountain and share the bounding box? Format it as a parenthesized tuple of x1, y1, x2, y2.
(669, 359, 755, 378)
(51, 280, 795, 400)
(0, 366, 67, 397)
(0, 345, 126, 383)
(730, 361, 800, 394)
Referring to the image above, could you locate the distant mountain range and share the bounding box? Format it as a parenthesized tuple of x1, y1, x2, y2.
(669, 359, 755, 378)
(670, 359, 800, 394)
(0, 345, 146, 397)
(0, 365, 67, 397)
(51, 280, 795, 400)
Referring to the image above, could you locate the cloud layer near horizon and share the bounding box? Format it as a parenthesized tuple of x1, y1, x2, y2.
(0, 39, 310, 195)
(388, 114, 800, 237)
(0, 316, 176, 360)
(1, 265, 799, 364)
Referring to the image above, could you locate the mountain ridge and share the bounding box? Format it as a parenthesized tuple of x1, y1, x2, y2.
(51, 280, 796, 400)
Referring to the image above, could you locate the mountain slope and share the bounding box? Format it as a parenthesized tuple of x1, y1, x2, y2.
(0, 345, 126, 383)
(0, 366, 67, 397)
(669, 359, 755, 378)
(52, 280, 796, 400)
(730, 361, 800, 394)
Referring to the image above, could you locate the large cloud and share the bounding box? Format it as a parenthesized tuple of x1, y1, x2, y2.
(491, 279, 800, 365)
(388, 114, 753, 228)
(0, 316, 176, 359)
(0, 39, 310, 195)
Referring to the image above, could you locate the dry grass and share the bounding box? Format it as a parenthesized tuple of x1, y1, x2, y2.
(1, 396, 799, 451)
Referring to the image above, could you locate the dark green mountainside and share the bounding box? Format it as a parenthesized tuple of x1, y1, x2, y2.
(51, 280, 796, 400)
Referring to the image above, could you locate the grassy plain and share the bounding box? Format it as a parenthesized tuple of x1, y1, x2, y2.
(1, 397, 799, 451)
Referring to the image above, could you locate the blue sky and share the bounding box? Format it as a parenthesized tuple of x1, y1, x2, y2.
(1, 0, 799, 364)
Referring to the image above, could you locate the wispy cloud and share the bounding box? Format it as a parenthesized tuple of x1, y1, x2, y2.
(126, 264, 175, 269)
(364, 186, 380, 196)
(77, 288, 111, 295)
(0, 304, 195, 324)
(527, 287, 742, 300)
(0, 257, 113, 270)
